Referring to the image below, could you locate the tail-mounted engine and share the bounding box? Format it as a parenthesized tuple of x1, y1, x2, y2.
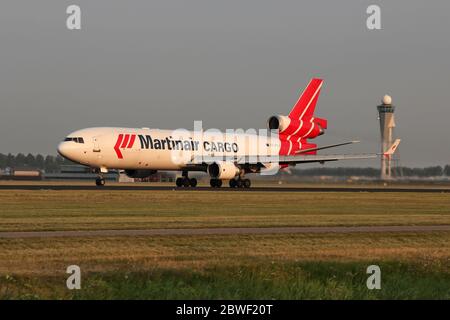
(267, 115, 327, 140)
(268, 78, 327, 155)
(268, 115, 291, 132)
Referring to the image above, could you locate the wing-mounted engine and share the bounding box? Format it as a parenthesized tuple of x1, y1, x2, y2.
(124, 169, 157, 179)
(208, 162, 240, 180)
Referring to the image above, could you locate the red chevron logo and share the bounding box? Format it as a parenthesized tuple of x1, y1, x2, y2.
(114, 134, 136, 159)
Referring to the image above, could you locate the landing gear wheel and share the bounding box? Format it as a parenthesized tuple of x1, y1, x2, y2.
(189, 178, 197, 188)
(229, 179, 237, 188)
(210, 179, 222, 188)
(243, 179, 251, 188)
(236, 179, 243, 188)
(95, 178, 105, 186)
(176, 173, 197, 188)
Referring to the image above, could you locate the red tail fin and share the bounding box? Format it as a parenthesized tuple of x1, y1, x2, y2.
(289, 78, 323, 120)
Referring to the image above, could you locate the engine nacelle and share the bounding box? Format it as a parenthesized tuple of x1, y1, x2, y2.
(208, 162, 240, 180)
(124, 169, 157, 179)
(267, 115, 291, 132)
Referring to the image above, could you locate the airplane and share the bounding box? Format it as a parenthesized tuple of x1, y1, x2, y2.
(57, 78, 400, 187)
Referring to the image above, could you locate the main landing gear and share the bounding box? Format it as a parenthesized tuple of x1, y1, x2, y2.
(210, 178, 223, 188)
(176, 171, 197, 188)
(229, 177, 251, 188)
(209, 177, 251, 188)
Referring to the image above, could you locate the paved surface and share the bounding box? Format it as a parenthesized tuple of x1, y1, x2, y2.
(0, 185, 449, 193)
(1, 225, 449, 239)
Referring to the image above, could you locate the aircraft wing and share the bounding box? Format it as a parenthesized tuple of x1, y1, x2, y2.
(276, 139, 400, 165)
(188, 140, 399, 166)
(189, 153, 377, 166)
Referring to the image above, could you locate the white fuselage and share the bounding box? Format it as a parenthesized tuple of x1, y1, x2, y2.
(57, 127, 280, 171)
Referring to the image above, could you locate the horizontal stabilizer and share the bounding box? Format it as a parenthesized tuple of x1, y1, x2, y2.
(295, 140, 360, 154)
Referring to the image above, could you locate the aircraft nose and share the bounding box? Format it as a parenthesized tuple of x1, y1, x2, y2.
(57, 142, 77, 161)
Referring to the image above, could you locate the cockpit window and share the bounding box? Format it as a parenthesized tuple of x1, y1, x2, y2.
(64, 137, 84, 144)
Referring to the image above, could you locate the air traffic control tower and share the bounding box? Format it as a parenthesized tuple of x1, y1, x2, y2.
(377, 95, 396, 180)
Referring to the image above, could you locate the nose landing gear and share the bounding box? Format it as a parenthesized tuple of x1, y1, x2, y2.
(94, 168, 107, 186)
(95, 177, 106, 186)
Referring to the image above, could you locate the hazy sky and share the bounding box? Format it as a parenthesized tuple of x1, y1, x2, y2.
(1, 0, 449, 167)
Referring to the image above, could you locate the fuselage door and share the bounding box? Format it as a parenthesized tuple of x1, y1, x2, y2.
(93, 136, 101, 153)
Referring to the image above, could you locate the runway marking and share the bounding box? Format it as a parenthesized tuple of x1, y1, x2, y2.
(0, 185, 449, 193)
(0, 225, 449, 239)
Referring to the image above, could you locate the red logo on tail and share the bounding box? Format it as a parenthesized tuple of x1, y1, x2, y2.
(114, 134, 136, 159)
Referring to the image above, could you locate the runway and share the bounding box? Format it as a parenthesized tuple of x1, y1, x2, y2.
(0, 184, 449, 193)
(1, 225, 449, 239)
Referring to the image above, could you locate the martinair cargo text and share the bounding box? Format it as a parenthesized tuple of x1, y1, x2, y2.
(57, 78, 400, 187)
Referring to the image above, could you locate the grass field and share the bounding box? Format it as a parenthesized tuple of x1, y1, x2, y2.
(0, 189, 449, 232)
(0, 186, 449, 299)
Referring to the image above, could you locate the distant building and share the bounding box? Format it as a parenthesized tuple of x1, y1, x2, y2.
(44, 165, 118, 181)
(0, 167, 43, 180)
(118, 173, 134, 183)
(135, 171, 175, 183)
(42, 164, 174, 182)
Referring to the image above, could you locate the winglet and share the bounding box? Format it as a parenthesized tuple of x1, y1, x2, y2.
(383, 139, 401, 157)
